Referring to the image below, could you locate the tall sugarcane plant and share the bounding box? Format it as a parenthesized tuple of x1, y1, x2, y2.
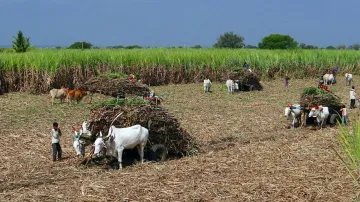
(332, 119, 360, 187)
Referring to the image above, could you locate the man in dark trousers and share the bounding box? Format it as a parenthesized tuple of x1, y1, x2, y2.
(350, 86, 356, 109)
(51, 122, 62, 161)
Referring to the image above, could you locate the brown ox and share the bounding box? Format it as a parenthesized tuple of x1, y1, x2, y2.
(67, 88, 87, 104)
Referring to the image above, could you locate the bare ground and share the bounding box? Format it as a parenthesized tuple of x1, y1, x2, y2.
(0, 77, 359, 201)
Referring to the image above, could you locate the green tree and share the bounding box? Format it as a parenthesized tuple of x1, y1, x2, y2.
(326, 46, 336, 50)
(337, 44, 346, 50)
(299, 43, 319, 49)
(258, 34, 298, 49)
(108, 45, 124, 49)
(68, 41, 93, 49)
(124, 45, 142, 49)
(245, 44, 257, 49)
(12, 30, 30, 53)
(214, 32, 245, 48)
(191, 45, 202, 49)
(348, 43, 360, 50)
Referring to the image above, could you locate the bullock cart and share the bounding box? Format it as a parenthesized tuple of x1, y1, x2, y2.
(227, 70, 263, 92)
(78, 101, 198, 169)
(298, 87, 342, 127)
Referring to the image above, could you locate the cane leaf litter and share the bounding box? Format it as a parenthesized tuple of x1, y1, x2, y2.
(0, 77, 359, 201)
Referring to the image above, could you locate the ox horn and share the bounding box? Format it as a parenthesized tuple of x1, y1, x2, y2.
(103, 112, 124, 139)
(103, 126, 113, 140)
(110, 112, 124, 126)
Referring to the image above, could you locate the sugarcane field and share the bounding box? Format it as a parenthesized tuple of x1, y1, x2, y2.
(0, 66, 359, 201)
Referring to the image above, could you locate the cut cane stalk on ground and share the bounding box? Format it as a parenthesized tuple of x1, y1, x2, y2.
(1, 79, 359, 201)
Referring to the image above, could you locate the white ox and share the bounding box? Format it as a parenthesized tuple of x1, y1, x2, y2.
(93, 131, 105, 156)
(226, 79, 234, 94)
(203, 79, 212, 93)
(345, 73, 353, 86)
(49, 88, 68, 105)
(284, 104, 306, 127)
(308, 106, 330, 129)
(104, 125, 149, 170)
(323, 74, 334, 85)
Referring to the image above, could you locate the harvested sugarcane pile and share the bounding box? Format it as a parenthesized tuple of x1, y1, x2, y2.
(77, 76, 150, 97)
(87, 104, 199, 157)
(227, 70, 263, 91)
(300, 87, 343, 111)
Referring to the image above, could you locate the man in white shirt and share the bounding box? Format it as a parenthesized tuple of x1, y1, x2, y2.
(340, 104, 348, 126)
(350, 86, 356, 109)
(51, 122, 62, 161)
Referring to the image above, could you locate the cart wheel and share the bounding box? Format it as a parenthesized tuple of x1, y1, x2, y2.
(329, 114, 340, 125)
(249, 85, 255, 91)
(150, 144, 168, 162)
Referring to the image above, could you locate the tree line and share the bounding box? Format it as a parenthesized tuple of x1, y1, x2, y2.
(9, 30, 360, 53)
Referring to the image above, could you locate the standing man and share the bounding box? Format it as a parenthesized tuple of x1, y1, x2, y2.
(51, 122, 62, 161)
(340, 104, 348, 126)
(284, 74, 290, 88)
(350, 86, 356, 109)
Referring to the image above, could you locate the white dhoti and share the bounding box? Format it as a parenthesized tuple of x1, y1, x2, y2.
(73, 140, 82, 156)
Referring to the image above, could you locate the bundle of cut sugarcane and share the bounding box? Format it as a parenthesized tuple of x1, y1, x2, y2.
(78, 77, 150, 97)
(88, 105, 199, 156)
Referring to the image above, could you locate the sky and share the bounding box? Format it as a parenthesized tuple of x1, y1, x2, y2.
(0, 0, 359, 48)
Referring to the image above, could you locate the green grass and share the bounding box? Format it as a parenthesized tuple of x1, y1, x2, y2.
(1, 48, 360, 76)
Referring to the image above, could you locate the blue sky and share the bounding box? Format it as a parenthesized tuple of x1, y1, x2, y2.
(0, 0, 359, 47)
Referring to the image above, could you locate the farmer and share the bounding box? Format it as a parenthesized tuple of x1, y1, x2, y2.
(129, 74, 136, 84)
(328, 66, 339, 81)
(284, 74, 290, 88)
(73, 128, 85, 159)
(243, 62, 250, 70)
(51, 122, 62, 161)
(350, 86, 356, 109)
(318, 78, 324, 88)
(340, 104, 348, 126)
